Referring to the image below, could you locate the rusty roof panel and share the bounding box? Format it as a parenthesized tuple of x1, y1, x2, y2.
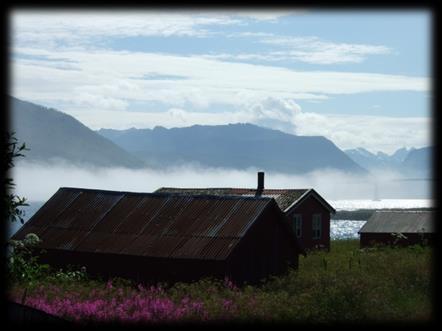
(75, 232, 111, 253)
(55, 191, 124, 231)
(200, 199, 237, 238)
(91, 195, 143, 234)
(56, 230, 88, 251)
(117, 196, 168, 235)
(120, 234, 158, 255)
(182, 199, 229, 238)
(28, 189, 82, 229)
(217, 199, 268, 237)
(142, 235, 184, 258)
(36, 227, 67, 249)
(155, 187, 311, 211)
(202, 237, 240, 260)
(138, 196, 200, 237)
(94, 233, 138, 254)
(12, 187, 283, 261)
(38, 228, 87, 251)
(170, 236, 212, 259)
(161, 200, 208, 237)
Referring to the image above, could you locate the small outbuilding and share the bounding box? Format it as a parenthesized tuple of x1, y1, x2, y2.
(358, 210, 435, 247)
(156, 172, 336, 251)
(11, 187, 302, 284)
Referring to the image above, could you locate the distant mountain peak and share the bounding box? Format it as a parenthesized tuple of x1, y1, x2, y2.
(98, 123, 366, 174)
(11, 97, 145, 168)
(344, 145, 430, 177)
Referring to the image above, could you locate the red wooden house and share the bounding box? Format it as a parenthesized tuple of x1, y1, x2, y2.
(12, 187, 302, 284)
(156, 172, 336, 251)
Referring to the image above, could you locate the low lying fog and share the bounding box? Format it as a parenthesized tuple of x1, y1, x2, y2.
(12, 161, 431, 203)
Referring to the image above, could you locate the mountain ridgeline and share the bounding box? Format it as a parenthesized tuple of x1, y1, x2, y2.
(97, 124, 367, 174)
(344, 147, 413, 170)
(345, 146, 432, 178)
(14, 96, 428, 176)
(10, 97, 145, 168)
(402, 147, 432, 178)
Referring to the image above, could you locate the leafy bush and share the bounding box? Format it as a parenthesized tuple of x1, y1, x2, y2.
(7, 233, 50, 283)
(4, 132, 29, 224)
(50, 268, 88, 283)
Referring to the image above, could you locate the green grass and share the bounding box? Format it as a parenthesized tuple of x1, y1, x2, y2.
(8, 240, 433, 323)
(259, 240, 433, 322)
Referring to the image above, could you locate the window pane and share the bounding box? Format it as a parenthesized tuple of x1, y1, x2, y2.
(293, 214, 302, 238)
(312, 214, 321, 239)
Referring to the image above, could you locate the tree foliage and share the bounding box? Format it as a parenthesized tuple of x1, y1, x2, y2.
(4, 131, 29, 223)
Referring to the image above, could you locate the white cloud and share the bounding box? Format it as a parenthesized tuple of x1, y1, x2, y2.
(10, 10, 299, 51)
(11, 11, 245, 48)
(232, 10, 303, 22)
(260, 36, 392, 64)
(220, 33, 393, 65)
(11, 47, 428, 110)
(292, 112, 431, 154)
(71, 92, 129, 111)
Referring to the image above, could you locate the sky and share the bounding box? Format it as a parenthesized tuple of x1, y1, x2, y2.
(10, 9, 431, 154)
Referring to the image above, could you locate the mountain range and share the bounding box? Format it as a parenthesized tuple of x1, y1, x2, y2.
(344, 146, 432, 178)
(97, 124, 366, 174)
(10, 96, 431, 177)
(344, 147, 414, 170)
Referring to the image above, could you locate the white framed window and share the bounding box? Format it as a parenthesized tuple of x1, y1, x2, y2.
(293, 214, 302, 238)
(312, 214, 322, 239)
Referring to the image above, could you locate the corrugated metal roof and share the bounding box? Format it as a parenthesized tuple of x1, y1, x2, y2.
(12, 187, 278, 261)
(358, 211, 434, 233)
(155, 187, 335, 213)
(155, 187, 309, 211)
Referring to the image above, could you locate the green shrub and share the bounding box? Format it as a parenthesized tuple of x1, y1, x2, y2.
(7, 233, 50, 284)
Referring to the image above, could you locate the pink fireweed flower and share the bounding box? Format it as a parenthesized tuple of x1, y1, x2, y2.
(223, 277, 238, 291)
(222, 299, 233, 310)
(9, 282, 217, 324)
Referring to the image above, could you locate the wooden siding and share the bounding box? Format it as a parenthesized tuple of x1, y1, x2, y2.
(226, 203, 299, 284)
(286, 194, 331, 251)
(360, 233, 435, 248)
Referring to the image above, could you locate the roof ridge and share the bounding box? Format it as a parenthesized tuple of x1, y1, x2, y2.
(59, 187, 274, 200)
(158, 187, 311, 191)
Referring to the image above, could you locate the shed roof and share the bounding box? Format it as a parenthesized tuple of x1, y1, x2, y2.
(12, 187, 294, 261)
(358, 211, 434, 234)
(155, 187, 335, 213)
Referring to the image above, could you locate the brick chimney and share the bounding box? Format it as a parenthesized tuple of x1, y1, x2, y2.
(256, 172, 264, 196)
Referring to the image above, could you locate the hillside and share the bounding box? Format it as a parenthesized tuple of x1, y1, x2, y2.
(10, 97, 145, 168)
(345, 146, 431, 178)
(401, 146, 432, 178)
(98, 124, 367, 174)
(344, 147, 414, 170)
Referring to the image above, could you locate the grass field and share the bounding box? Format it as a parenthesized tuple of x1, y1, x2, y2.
(8, 240, 433, 324)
